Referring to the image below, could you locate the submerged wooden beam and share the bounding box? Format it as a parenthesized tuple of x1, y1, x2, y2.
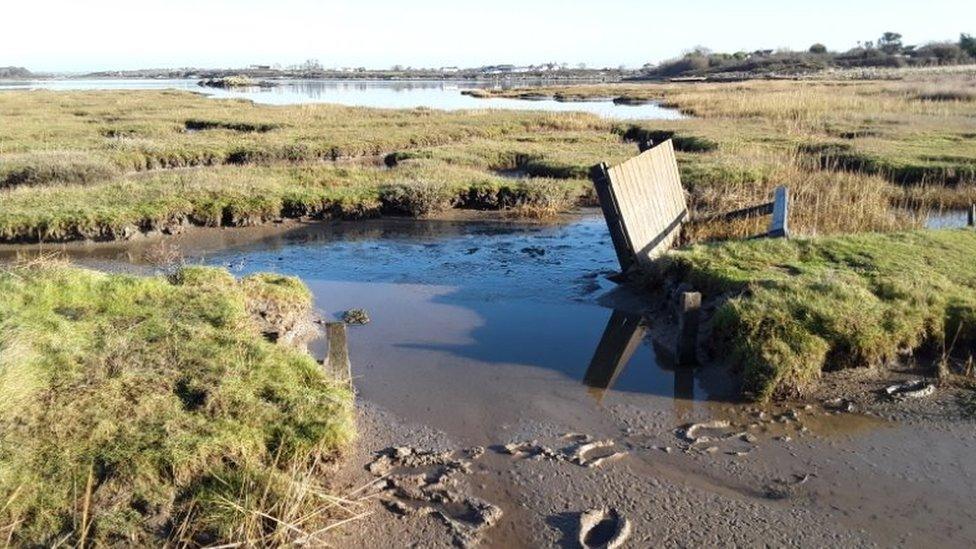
(323, 322, 352, 385)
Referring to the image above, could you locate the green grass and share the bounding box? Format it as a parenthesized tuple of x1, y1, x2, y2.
(1, 81, 975, 243)
(0, 162, 589, 241)
(0, 263, 354, 545)
(666, 230, 976, 400)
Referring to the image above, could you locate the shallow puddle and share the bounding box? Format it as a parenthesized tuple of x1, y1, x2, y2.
(186, 213, 740, 441)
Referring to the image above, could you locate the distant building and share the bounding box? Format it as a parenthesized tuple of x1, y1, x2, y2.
(249, 65, 272, 70)
(482, 64, 516, 74)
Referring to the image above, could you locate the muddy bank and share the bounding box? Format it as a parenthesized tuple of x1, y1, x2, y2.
(0, 186, 593, 245)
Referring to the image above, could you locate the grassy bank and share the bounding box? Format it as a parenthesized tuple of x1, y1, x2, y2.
(0, 90, 605, 241)
(0, 162, 589, 242)
(0, 263, 354, 545)
(1, 80, 974, 243)
(666, 230, 976, 400)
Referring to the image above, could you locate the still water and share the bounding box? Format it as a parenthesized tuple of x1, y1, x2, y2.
(0, 78, 685, 120)
(3, 213, 736, 438)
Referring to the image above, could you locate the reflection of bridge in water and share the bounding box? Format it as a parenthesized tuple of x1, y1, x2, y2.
(582, 309, 715, 406)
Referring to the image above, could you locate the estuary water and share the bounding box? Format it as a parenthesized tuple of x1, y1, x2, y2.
(0, 78, 685, 120)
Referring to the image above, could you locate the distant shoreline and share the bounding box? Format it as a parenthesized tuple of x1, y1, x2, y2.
(6, 63, 975, 85)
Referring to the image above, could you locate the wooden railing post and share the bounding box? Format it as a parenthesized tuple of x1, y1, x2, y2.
(768, 186, 790, 238)
(968, 204, 975, 227)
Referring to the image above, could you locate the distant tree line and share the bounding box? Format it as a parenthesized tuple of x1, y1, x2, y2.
(0, 66, 32, 79)
(640, 32, 976, 78)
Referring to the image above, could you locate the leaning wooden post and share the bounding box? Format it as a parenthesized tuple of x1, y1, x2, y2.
(323, 322, 352, 385)
(677, 292, 701, 366)
(968, 204, 975, 227)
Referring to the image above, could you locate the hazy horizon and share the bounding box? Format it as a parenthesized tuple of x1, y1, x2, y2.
(3, 0, 974, 73)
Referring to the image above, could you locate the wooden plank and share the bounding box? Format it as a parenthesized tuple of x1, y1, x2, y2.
(768, 186, 790, 238)
(606, 162, 643, 267)
(653, 141, 686, 258)
(323, 322, 352, 384)
(620, 154, 654, 261)
(688, 201, 774, 225)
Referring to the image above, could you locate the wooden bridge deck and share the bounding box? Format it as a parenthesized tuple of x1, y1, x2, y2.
(590, 140, 688, 274)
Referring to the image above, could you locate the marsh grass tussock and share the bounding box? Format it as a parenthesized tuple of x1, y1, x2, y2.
(0, 151, 120, 189)
(667, 230, 976, 400)
(0, 262, 355, 545)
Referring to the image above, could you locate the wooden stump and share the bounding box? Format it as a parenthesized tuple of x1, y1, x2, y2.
(323, 322, 352, 385)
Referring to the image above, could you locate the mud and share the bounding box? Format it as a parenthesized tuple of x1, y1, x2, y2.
(365, 446, 500, 547)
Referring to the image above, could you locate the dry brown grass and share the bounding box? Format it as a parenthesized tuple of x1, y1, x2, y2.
(683, 149, 924, 242)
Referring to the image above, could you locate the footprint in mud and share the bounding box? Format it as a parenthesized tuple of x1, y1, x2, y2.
(367, 446, 501, 547)
(578, 508, 632, 549)
(672, 407, 819, 457)
(764, 473, 816, 500)
(499, 433, 627, 468)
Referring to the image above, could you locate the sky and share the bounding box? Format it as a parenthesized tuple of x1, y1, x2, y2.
(3, 0, 974, 72)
